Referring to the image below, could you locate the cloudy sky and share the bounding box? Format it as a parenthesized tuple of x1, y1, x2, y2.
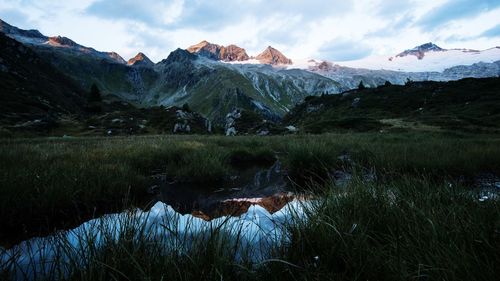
(1, 0, 499, 62)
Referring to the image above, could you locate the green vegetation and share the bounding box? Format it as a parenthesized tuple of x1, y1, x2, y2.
(88, 84, 102, 103)
(1, 132, 499, 247)
(285, 77, 500, 134)
(270, 179, 499, 281)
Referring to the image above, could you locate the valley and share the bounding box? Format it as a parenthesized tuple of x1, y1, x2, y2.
(0, 15, 499, 281)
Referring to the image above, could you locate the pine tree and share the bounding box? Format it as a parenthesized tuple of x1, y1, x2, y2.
(182, 103, 191, 112)
(88, 84, 102, 103)
(358, 81, 366, 90)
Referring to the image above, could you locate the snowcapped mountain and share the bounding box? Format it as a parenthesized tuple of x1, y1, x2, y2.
(321, 43, 500, 72)
(294, 42, 500, 89)
(394, 42, 445, 60)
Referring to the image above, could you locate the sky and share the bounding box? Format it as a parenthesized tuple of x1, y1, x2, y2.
(1, 0, 499, 63)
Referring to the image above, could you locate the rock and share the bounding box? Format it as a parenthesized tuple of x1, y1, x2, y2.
(205, 119, 212, 133)
(173, 121, 191, 133)
(286, 125, 298, 132)
(257, 129, 269, 136)
(306, 104, 323, 113)
(127, 52, 154, 67)
(147, 185, 160, 194)
(187, 41, 250, 62)
(352, 97, 361, 108)
(256, 46, 292, 65)
(226, 127, 237, 136)
(107, 130, 112, 135)
(171, 108, 212, 134)
(225, 109, 242, 136)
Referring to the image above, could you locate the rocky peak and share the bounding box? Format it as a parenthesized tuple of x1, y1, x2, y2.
(48, 36, 78, 47)
(187, 40, 249, 62)
(187, 40, 222, 60)
(106, 52, 126, 64)
(161, 48, 196, 65)
(220, 44, 250, 61)
(128, 52, 154, 67)
(256, 46, 292, 65)
(396, 42, 446, 60)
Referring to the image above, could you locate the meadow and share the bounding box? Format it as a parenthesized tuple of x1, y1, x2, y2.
(1, 132, 499, 280)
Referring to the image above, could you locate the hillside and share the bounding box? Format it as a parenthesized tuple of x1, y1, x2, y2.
(283, 77, 500, 133)
(0, 33, 86, 128)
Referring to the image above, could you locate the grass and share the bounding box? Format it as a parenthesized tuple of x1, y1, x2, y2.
(0, 132, 499, 280)
(1, 177, 498, 281)
(265, 179, 499, 281)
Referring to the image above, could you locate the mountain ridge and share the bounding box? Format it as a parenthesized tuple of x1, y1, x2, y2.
(187, 40, 250, 62)
(1, 18, 499, 129)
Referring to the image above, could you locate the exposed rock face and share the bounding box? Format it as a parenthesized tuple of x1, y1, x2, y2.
(187, 40, 250, 62)
(286, 125, 298, 133)
(106, 52, 126, 64)
(127, 52, 154, 67)
(172, 109, 212, 134)
(187, 40, 221, 60)
(220, 44, 250, 61)
(395, 42, 445, 60)
(225, 109, 242, 136)
(161, 48, 196, 65)
(47, 36, 78, 47)
(256, 46, 292, 65)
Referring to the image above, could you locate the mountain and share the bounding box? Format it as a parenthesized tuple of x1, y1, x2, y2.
(307, 60, 500, 89)
(151, 49, 340, 122)
(0, 20, 338, 125)
(394, 42, 445, 60)
(128, 52, 154, 67)
(256, 46, 292, 65)
(0, 33, 85, 128)
(2, 18, 499, 132)
(187, 40, 250, 61)
(284, 77, 500, 133)
(303, 42, 500, 89)
(0, 19, 126, 64)
(326, 44, 500, 72)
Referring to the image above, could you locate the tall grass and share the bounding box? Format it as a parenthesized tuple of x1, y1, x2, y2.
(272, 178, 499, 280)
(1, 177, 498, 281)
(1, 132, 500, 246)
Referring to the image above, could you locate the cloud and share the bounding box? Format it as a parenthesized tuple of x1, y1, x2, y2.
(86, 0, 182, 26)
(317, 39, 373, 61)
(481, 24, 500, 37)
(1, 0, 498, 62)
(417, 0, 500, 30)
(86, 0, 353, 30)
